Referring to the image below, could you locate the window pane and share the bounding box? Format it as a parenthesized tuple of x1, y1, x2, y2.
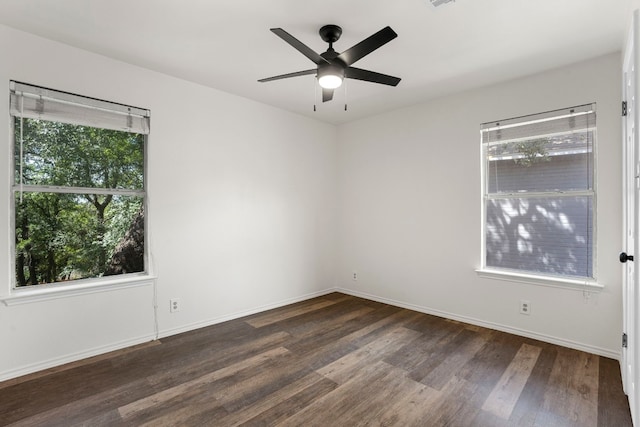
(485, 196, 592, 278)
(14, 192, 144, 286)
(14, 118, 144, 189)
(487, 132, 593, 194)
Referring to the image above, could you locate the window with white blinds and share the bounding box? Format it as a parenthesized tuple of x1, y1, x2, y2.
(10, 81, 150, 288)
(481, 104, 596, 280)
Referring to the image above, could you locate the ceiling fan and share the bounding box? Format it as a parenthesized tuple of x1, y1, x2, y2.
(258, 25, 401, 103)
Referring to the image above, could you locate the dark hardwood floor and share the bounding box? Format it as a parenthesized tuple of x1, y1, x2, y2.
(0, 293, 633, 426)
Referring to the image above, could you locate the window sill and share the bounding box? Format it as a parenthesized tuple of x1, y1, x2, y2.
(0, 275, 156, 306)
(475, 268, 604, 292)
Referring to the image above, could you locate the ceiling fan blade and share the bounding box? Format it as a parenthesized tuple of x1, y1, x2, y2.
(346, 67, 401, 86)
(322, 88, 334, 102)
(258, 69, 317, 83)
(337, 26, 397, 66)
(270, 28, 330, 65)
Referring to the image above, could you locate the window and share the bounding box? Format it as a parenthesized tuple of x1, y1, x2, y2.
(10, 81, 150, 288)
(481, 104, 596, 281)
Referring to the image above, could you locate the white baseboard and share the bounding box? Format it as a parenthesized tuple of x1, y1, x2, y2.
(336, 287, 621, 360)
(0, 333, 157, 383)
(158, 288, 337, 339)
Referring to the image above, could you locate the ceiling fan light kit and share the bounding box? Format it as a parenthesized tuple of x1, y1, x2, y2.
(318, 64, 344, 89)
(258, 24, 401, 106)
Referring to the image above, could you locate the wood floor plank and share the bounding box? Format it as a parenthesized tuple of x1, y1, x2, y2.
(337, 306, 420, 344)
(341, 362, 441, 427)
(138, 346, 333, 425)
(245, 298, 338, 328)
(457, 331, 523, 386)
(127, 348, 311, 426)
(471, 410, 512, 427)
(534, 347, 600, 427)
(223, 373, 337, 426)
(503, 343, 558, 426)
(369, 375, 442, 426)
(403, 311, 462, 335)
(317, 326, 421, 384)
(481, 343, 542, 419)
(145, 331, 292, 389)
(275, 360, 390, 426)
(443, 331, 526, 426)
(402, 327, 482, 386)
(118, 347, 290, 420)
(278, 306, 385, 360)
(418, 374, 480, 426)
(74, 409, 125, 426)
(0, 359, 143, 425)
(292, 305, 375, 338)
(280, 360, 437, 427)
(137, 399, 229, 427)
(419, 329, 488, 390)
(5, 375, 153, 426)
(213, 357, 313, 414)
(385, 316, 465, 373)
(597, 356, 633, 427)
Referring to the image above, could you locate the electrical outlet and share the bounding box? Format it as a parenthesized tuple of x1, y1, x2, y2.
(520, 300, 531, 315)
(170, 298, 181, 313)
(352, 271, 358, 281)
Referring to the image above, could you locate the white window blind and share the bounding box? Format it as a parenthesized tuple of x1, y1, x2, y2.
(481, 104, 596, 279)
(10, 81, 150, 134)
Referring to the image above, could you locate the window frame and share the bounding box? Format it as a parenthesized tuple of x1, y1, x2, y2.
(477, 104, 601, 290)
(7, 81, 151, 294)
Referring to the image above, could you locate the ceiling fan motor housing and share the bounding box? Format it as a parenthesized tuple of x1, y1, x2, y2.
(319, 25, 342, 44)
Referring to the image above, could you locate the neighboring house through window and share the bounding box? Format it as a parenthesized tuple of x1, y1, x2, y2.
(10, 81, 150, 288)
(480, 104, 596, 281)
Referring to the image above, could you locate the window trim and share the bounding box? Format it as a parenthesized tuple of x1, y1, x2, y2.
(475, 268, 603, 292)
(1, 274, 157, 306)
(479, 104, 598, 286)
(9, 81, 150, 291)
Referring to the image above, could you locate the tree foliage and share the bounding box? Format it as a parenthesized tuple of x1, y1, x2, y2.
(14, 118, 145, 286)
(513, 138, 551, 167)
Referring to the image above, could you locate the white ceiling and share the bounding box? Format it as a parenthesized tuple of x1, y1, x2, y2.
(0, 0, 638, 125)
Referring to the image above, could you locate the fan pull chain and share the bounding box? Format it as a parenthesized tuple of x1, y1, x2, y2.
(313, 77, 317, 112)
(344, 78, 348, 111)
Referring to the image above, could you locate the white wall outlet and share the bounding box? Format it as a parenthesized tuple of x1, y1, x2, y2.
(520, 300, 531, 315)
(170, 298, 181, 313)
(352, 271, 358, 281)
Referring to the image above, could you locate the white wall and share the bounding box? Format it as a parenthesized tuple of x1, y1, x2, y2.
(0, 25, 338, 380)
(336, 53, 623, 357)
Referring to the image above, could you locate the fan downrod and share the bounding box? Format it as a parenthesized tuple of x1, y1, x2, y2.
(319, 25, 342, 44)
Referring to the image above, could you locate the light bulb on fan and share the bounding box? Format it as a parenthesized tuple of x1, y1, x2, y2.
(317, 65, 344, 89)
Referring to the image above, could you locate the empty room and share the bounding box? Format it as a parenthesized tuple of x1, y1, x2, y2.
(0, 0, 639, 425)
